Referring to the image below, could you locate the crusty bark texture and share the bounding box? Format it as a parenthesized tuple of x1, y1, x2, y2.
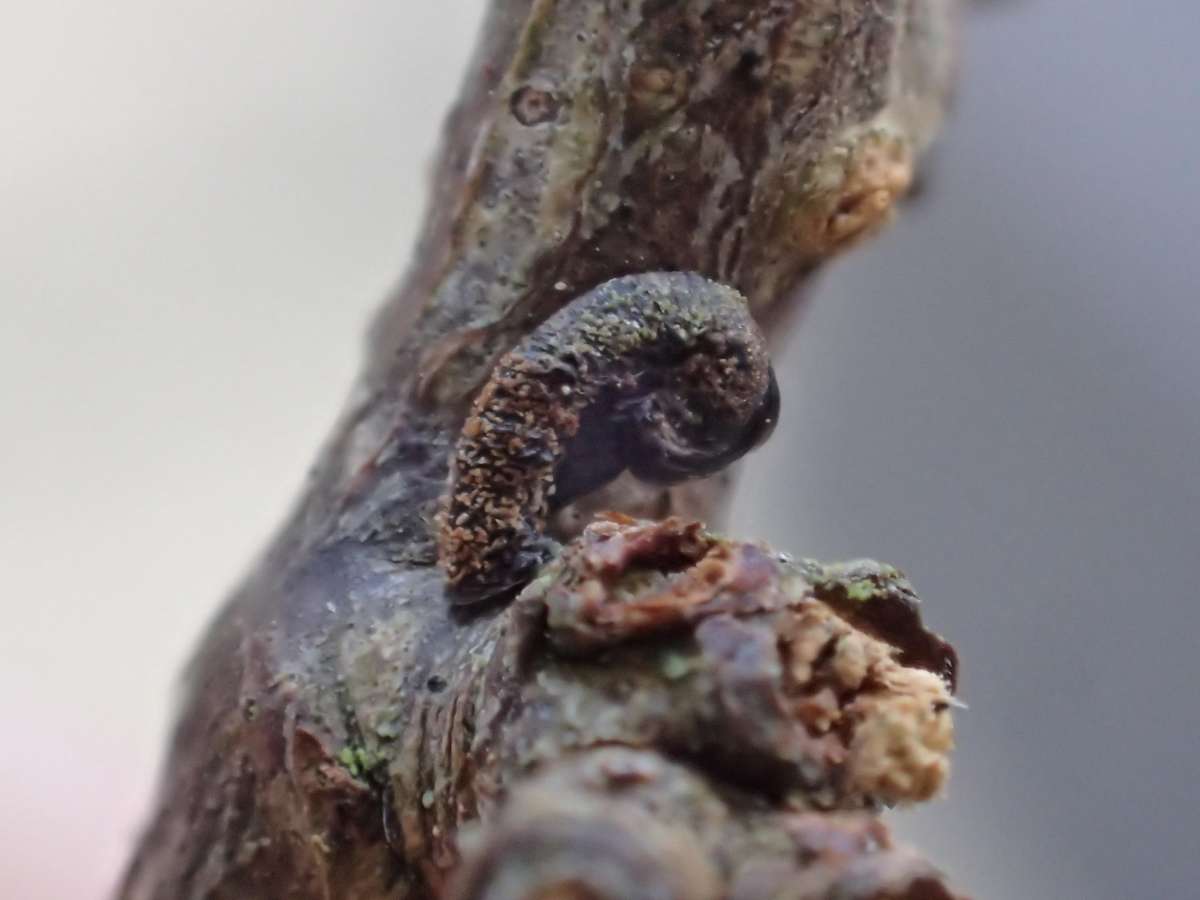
(438, 272, 779, 601)
(119, 2, 963, 898)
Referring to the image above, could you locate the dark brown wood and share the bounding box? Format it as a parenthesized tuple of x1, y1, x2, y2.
(119, 2, 961, 897)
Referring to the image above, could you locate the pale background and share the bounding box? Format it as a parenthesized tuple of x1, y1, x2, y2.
(2, 2, 1197, 897)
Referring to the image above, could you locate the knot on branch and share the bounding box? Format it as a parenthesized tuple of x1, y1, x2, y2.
(449, 748, 965, 900)
(511, 515, 958, 809)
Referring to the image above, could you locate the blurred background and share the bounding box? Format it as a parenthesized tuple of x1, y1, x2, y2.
(2, 1, 1197, 896)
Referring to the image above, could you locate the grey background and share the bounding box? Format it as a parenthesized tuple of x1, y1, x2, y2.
(2, 2, 1196, 897)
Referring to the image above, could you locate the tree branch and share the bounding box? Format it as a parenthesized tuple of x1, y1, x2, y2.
(119, 2, 962, 898)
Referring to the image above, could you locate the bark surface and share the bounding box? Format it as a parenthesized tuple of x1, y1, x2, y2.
(120, 2, 963, 898)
